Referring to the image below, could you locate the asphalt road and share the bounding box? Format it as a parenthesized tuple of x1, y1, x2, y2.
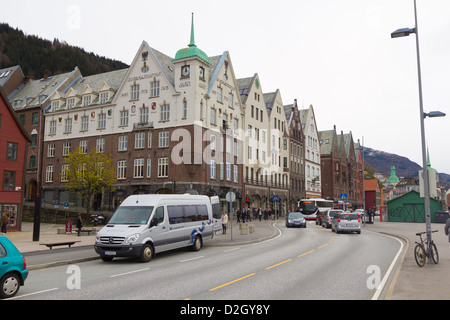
(11, 221, 401, 300)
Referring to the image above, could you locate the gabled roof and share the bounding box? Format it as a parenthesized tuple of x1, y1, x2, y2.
(0, 86, 31, 142)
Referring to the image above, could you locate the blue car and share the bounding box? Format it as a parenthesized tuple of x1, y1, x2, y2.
(0, 235, 28, 299)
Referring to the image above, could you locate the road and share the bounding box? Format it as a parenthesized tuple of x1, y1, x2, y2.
(10, 221, 402, 300)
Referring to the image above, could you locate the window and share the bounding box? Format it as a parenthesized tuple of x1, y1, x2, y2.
(46, 166, 54, 182)
(135, 132, 145, 149)
(226, 163, 231, 181)
(29, 155, 36, 169)
(228, 93, 234, 108)
(183, 99, 188, 118)
(61, 164, 69, 182)
(49, 120, 57, 135)
(64, 118, 72, 133)
(83, 95, 91, 107)
(100, 92, 109, 104)
(120, 110, 129, 127)
(117, 160, 127, 179)
(131, 84, 140, 100)
(96, 138, 105, 153)
(146, 159, 151, 178)
(233, 165, 238, 182)
(160, 104, 170, 121)
(31, 134, 37, 147)
(32, 112, 38, 125)
(118, 136, 127, 151)
(6, 142, 18, 161)
(98, 113, 106, 129)
(140, 106, 149, 124)
(47, 143, 55, 157)
(51, 101, 59, 112)
(3, 171, 16, 190)
(67, 98, 75, 109)
(158, 157, 169, 177)
(134, 159, 144, 178)
(210, 160, 216, 179)
(159, 131, 169, 148)
(19, 114, 25, 126)
(63, 142, 71, 156)
(79, 140, 87, 154)
(217, 87, 223, 103)
(81, 116, 89, 131)
(210, 108, 217, 125)
(150, 80, 160, 97)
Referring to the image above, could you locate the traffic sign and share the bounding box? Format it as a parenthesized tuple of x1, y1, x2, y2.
(340, 193, 347, 201)
(273, 195, 279, 202)
(226, 192, 236, 203)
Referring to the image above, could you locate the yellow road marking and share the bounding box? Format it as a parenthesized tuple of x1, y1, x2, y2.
(265, 259, 293, 270)
(298, 250, 315, 258)
(209, 273, 256, 291)
(318, 243, 328, 249)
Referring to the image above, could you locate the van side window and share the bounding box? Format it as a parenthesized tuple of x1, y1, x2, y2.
(154, 206, 165, 224)
(168, 204, 209, 224)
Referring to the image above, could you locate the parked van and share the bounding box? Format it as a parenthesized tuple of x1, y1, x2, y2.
(94, 194, 222, 262)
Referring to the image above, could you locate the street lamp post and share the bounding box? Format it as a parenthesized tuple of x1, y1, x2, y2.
(391, 0, 432, 261)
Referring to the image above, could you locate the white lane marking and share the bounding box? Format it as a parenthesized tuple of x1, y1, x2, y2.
(7, 287, 59, 300)
(110, 268, 150, 278)
(179, 256, 204, 263)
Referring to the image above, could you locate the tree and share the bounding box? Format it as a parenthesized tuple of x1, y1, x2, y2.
(64, 148, 116, 214)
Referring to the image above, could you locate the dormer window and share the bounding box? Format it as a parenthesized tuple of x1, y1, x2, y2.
(100, 92, 109, 104)
(67, 98, 75, 109)
(83, 95, 91, 107)
(51, 101, 59, 112)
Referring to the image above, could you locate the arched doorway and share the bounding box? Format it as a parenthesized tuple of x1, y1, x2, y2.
(28, 180, 37, 201)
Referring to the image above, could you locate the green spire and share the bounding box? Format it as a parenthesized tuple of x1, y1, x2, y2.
(189, 13, 195, 48)
(173, 13, 210, 65)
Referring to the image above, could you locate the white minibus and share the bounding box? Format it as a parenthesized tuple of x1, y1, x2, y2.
(94, 194, 222, 262)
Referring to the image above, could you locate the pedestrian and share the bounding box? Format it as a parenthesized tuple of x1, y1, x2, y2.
(242, 208, 246, 223)
(258, 207, 262, 222)
(445, 217, 450, 242)
(76, 215, 83, 236)
(1, 212, 8, 233)
(221, 212, 228, 234)
(236, 208, 241, 223)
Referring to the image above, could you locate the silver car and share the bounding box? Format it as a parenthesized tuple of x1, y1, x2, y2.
(322, 209, 343, 228)
(331, 213, 361, 234)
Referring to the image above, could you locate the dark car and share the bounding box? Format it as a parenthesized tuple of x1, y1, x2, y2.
(286, 212, 307, 228)
(0, 236, 28, 298)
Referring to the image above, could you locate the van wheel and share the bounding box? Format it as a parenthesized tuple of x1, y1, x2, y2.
(191, 235, 202, 251)
(139, 243, 154, 263)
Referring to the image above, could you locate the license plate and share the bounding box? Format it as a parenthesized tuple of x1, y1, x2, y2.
(104, 251, 116, 256)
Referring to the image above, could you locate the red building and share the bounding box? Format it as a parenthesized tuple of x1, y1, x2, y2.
(0, 87, 31, 231)
(365, 179, 381, 212)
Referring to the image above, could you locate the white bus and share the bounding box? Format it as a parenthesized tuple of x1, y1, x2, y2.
(95, 194, 222, 262)
(298, 198, 334, 221)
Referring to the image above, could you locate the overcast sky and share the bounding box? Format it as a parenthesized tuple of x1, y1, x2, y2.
(2, 0, 449, 175)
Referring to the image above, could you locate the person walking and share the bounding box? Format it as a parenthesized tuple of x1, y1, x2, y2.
(1, 212, 8, 233)
(258, 207, 262, 222)
(445, 217, 450, 242)
(76, 215, 83, 236)
(221, 212, 228, 234)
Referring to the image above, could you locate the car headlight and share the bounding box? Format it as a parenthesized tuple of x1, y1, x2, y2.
(126, 233, 140, 244)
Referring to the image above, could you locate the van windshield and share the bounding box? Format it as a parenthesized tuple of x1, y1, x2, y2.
(108, 206, 154, 225)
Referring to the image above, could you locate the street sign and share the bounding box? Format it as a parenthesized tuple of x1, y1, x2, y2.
(64, 202, 69, 209)
(273, 195, 279, 202)
(340, 193, 347, 201)
(226, 192, 236, 203)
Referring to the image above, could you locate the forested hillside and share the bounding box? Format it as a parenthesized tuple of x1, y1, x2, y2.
(0, 23, 128, 79)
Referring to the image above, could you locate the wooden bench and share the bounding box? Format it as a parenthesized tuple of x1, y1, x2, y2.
(78, 228, 94, 235)
(40, 241, 81, 249)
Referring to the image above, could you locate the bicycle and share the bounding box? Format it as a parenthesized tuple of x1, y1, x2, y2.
(414, 230, 439, 267)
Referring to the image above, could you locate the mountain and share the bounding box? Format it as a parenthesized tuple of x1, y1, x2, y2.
(364, 147, 450, 189)
(0, 23, 128, 79)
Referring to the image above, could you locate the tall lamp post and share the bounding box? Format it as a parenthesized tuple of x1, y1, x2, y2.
(391, 0, 446, 261)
